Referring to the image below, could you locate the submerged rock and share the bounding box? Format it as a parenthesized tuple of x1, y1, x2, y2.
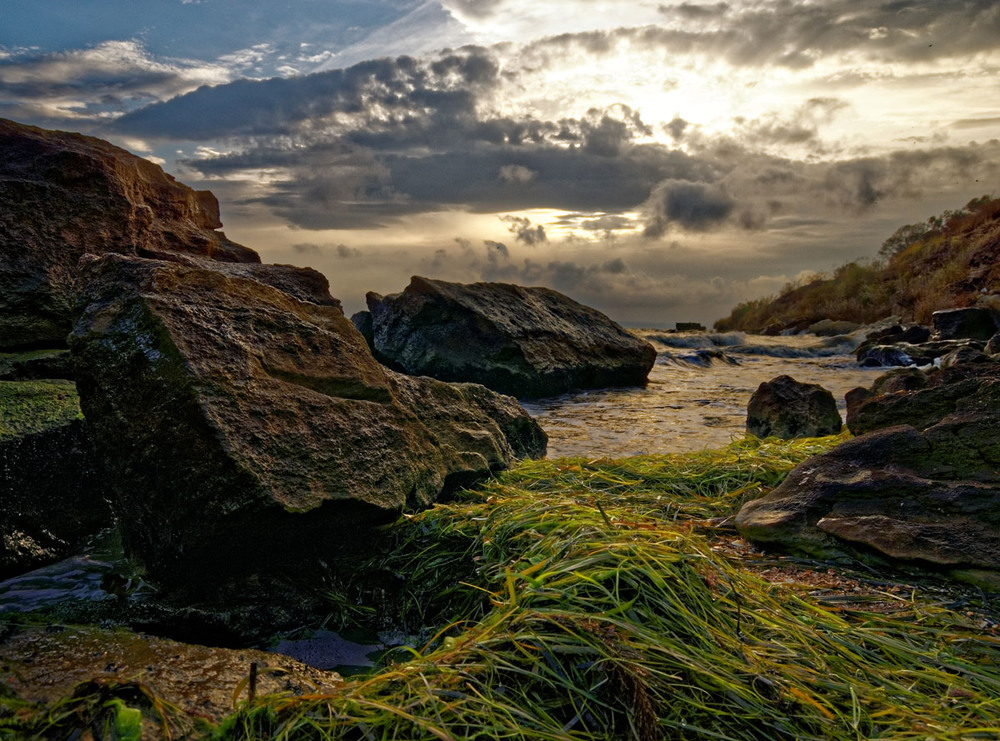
(70, 255, 545, 595)
(0, 380, 109, 578)
(0, 118, 259, 349)
(365, 276, 656, 398)
(746, 375, 842, 440)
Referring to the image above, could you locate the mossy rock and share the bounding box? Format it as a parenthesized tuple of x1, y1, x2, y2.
(0, 379, 82, 439)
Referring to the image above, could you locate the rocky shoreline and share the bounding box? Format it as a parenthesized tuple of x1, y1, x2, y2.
(3, 118, 1000, 739)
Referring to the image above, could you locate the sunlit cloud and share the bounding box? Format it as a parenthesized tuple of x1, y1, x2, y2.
(2, 0, 998, 324)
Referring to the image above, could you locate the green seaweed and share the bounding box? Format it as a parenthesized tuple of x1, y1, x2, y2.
(8, 434, 1000, 740)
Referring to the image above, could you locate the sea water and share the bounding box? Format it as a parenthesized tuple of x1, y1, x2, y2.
(523, 330, 883, 458)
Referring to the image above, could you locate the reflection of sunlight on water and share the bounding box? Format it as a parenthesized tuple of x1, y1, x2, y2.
(523, 333, 881, 459)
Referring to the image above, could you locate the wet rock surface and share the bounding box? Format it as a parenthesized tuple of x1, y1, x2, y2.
(856, 338, 986, 367)
(739, 354, 1000, 583)
(0, 623, 342, 724)
(365, 276, 656, 398)
(746, 374, 842, 439)
(0, 380, 110, 579)
(0, 118, 259, 349)
(69, 255, 545, 595)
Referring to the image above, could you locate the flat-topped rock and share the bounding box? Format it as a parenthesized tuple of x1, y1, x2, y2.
(0, 118, 259, 349)
(736, 400, 1000, 584)
(69, 255, 545, 595)
(365, 276, 656, 398)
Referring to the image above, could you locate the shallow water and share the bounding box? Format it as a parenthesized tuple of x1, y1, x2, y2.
(524, 331, 883, 459)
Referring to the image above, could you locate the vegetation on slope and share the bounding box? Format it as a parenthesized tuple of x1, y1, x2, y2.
(6, 435, 1000, 740)
(715, 195, 1000, 333)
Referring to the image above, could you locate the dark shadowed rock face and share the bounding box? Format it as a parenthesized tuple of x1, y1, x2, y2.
(69, 256, 545, 594)
(366, 276, 657, 398)
(932, 307, 999, 342)
(746, 375, 842, 440)
(0, 118, 260, 349)
(0, 380, 110, 578)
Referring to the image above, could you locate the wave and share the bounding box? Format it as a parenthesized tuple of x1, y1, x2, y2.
(641, 331, 748, 349)
(640, 329, 861, 360)
(657, 348, 741, 368)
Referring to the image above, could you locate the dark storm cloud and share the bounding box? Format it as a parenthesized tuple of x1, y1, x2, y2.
(642, 180, 735, 237)
(183, 121, 720, 229)
(665, 117, 689, 141)
(115, 49, 500, 140)
(533, 0, 1000, 68)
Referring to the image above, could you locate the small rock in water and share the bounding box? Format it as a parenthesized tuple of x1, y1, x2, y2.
(746, 375, 842, 439)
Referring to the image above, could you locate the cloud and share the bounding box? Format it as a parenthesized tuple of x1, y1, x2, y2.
(500, 215, 547, 244)
(441, 0, 505, 20)
(115, 48, 501, 140)
(499, 164, 536, 183)
(642, 180, 735, 237)
(336, 244, 362, 258)
(532, 0, 1000, 68)
(483, 239, 510, 259)
(0, 40, 234, 124)
(291, 241, 361, 258)
(731, 97, 850, 151)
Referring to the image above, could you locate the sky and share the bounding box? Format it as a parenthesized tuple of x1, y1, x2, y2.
(2, 1, 999, 326)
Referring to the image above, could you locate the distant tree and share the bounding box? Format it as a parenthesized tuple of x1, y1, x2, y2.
(878, 221, 931, 263)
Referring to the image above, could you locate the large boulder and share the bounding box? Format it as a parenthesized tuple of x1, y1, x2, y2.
(736, 386, 1000, 584)
(0, 380, 109, 578)
(0, 118, 259, 349)
(746, 375, 842, 439)
(365, 276, 657, 398)
(932, 307, 999, 341)
(69, 255, 545, 594)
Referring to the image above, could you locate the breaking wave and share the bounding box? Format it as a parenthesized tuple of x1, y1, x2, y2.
(638, 330, 862, 360)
